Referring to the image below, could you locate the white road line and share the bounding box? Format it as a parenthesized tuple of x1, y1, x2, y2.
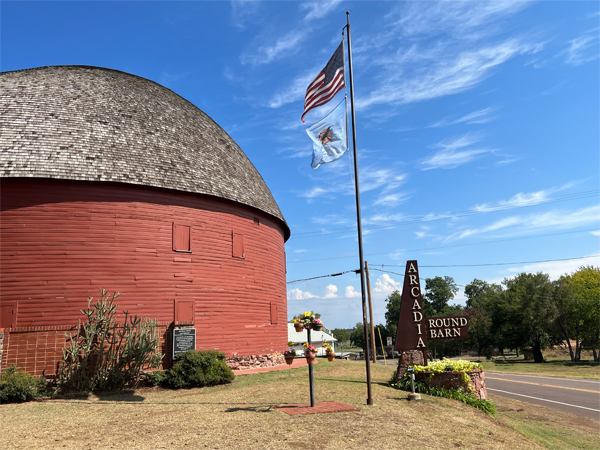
(487, 388, 600, 412)
(486, 373, 600, 384)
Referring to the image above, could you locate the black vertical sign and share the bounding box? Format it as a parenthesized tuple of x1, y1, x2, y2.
(394, 260, 427, 363)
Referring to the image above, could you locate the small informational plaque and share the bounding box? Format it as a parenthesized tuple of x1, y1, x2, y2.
(173, 328, 196, 358)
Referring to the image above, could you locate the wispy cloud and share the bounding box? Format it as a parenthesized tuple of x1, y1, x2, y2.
(421, 133, 489, 170)
(374, 192, 411, 207)
(428, 107, 497, 128)
(358, 39, 539, 110)
(506, 253, 600, 280)
(592, 230, 600, 237)
(230, 0, 261, 30)
(561, 29, 600, 66)
(301, 0, 343, 22)
(388, 1, 530, 39)
(473, 182, 577, 212)
(449, 205, 600, 240)
(240, 29, 307, 66)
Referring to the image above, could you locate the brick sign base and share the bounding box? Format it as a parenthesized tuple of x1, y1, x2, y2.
(416, 369, 487, 399)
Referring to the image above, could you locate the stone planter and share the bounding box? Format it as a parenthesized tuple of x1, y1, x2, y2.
(415, 369, 487, 399)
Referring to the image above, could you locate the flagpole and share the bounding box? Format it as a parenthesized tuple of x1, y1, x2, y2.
(345, 11, 373, 406)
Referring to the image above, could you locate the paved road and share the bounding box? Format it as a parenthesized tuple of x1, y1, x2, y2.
(485, 372, 600, 420)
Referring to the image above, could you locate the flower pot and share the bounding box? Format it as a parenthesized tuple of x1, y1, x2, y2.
(327, 354, 335, 362)
(305, 355, 316, 364)
(294, 324, 304, 332)
(313, 324, 323, 331)
(284, 355, 295, 365)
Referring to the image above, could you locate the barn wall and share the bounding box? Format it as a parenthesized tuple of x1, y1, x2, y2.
(0, 178, 288, 375)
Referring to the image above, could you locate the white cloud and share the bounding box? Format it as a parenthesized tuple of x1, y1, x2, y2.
(374, 192, 411, 207)
(241, 30, 307, 66)
(345, 286, 361, 298)
(287, 288, 318, 301)
(323, 284, 338, 298)
(506, 254, 600, 280)
(421, 133, 489, 170)
(389, 1, 530, 38)
(374, 274, 402, 294)
(301, 0, 343, 21)
(358, 39, 538, 110)
(428, 107, 497, 128)
(591, 230, 600, 236)
(230, 0, 261, 30)
(561, 29, 600, 66)
(449, 205, 600, 240)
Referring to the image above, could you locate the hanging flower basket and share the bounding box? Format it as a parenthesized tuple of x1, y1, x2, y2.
(294, 323, 304, 332)
(305, 355, 316, 364)
(327, 353, 336, 362)
(284, 355, 295, 365)
(313, 324, 323, 331)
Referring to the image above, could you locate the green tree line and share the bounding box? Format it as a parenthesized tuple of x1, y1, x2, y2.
(342, 266, 599, 363)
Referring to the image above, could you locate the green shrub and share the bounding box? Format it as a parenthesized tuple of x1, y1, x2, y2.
(142, 370, 167, 387)
(58, 289, 163, 393)
(0, 366, 47, 403)
(165, 350, 234, 389)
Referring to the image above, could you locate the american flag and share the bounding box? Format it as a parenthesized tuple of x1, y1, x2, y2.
(301, 41, 345, 123)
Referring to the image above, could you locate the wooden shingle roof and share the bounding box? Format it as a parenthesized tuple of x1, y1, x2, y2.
(0, 65, 289, 239)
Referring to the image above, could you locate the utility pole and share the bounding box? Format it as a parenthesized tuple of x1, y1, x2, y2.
(365, 261, 377, 365)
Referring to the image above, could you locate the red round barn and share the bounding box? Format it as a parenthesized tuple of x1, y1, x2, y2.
(0, 66, 290, 375)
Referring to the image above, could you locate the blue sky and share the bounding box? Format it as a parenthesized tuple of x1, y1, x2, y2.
(2, 1, 599, 329)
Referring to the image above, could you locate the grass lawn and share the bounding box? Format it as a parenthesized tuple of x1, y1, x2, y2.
(2, 360, 598, 449)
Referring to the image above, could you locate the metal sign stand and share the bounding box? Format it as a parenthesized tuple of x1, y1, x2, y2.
(308, 328, 315, 407)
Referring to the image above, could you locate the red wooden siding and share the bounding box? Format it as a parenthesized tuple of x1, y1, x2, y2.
(1, 178, 288, 375)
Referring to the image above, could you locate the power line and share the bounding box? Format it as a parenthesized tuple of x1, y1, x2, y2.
(370, 254, 600, 268)
(291, 190, 599, 239)
(288, 255, 598, 284)
(359, 268, 599, 302)
(287, 269, 360, 284)
(287, 228, 598, 264)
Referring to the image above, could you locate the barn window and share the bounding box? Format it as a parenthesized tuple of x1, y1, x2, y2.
(270, 302, 278, 325)
(174, 300, 195, 325)
(232, 232, 244, 258)
(173, 224, 191, 252)
(0, 302, 17, 329)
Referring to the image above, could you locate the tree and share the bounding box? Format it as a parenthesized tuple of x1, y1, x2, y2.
(464, 279, 501, 357)
(554, 266, 600, 362)
(502, 272, 560, 363)
(350, 322, 366, 349)
(424, 276, 458, 315)
(384, 290, 402, 340)
(374, 324, 390, 354)
(331, 328, 350, 345)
